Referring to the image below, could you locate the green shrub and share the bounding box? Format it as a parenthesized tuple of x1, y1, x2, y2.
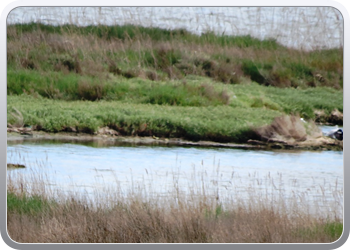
(242, 60, 266, 84)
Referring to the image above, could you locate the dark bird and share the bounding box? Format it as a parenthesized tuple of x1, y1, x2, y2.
(325, 128, 343, 141)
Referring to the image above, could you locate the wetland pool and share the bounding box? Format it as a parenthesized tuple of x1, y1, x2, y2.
(7, 136, 343, 218)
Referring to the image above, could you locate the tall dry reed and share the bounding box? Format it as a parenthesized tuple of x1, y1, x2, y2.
(6, 154, 343, 243)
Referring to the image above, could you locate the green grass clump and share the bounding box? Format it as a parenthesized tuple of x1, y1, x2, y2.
(199, 32, 280, 49)
(323, 222, 343, 239)
(229, 83, 343, 119)
(7, 192, 53, 215)
(293, 221, 343, 242)
(241, 60, 267, 84)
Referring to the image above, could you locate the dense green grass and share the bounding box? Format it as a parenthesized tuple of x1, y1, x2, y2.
(8, 93, 283, 142)
(7, 80, 342, 142)
(230, 83, 343, 119)
(7, 69, 342, 117)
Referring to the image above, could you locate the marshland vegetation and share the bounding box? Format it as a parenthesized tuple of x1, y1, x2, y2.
(6, 21, 344, 243)
(7, 23, 343, 143)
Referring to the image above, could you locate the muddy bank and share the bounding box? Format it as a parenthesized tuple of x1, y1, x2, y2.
(6, 131, 257, 149)
(7, 130, 343, 151)
(7, 111, 343, 151)
(247, 137, 343, 151)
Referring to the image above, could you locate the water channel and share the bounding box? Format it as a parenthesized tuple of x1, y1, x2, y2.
(7, 126, 343, 219)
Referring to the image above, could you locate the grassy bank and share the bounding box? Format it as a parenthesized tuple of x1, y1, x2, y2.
(7, 163, 343, 243)
(7, 23, 343, 142)
(7, 82, 342, 142)
(7, 23, 343, 89)
(7, 93, 281, 142)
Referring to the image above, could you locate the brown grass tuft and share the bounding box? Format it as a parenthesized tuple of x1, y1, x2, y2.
(20, 58, 36, 70)
(77, 80, 105, 101)
(255, 115, 322, 143)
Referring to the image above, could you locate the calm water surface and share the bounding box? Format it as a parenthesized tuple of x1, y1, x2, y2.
(7, 131, 343, 218)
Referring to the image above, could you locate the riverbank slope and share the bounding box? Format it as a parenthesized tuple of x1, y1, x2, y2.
(7, 24, 343, 149)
